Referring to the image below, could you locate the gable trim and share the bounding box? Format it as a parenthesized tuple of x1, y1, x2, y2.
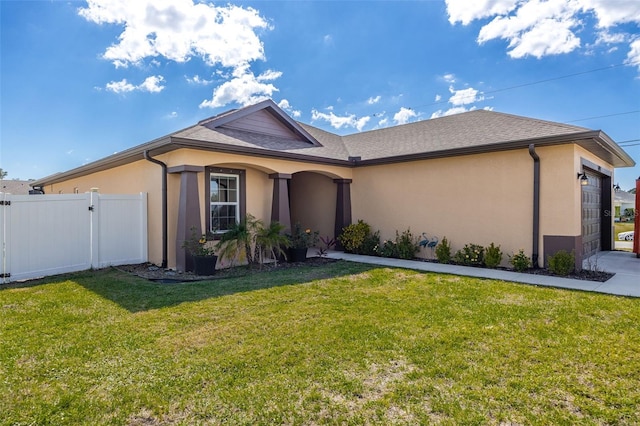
(199, 99, 322, 147)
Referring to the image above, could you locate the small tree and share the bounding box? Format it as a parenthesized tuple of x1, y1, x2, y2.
(0, 168, 7, 180)
(435, 237, 452, 264)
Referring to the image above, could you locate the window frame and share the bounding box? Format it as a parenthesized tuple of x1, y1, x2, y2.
(205, 167, 246, 238)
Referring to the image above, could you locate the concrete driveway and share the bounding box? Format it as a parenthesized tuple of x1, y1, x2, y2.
(583, 251, 640, 297)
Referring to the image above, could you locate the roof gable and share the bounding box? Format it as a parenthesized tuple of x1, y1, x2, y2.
(198, 99, 321, 146)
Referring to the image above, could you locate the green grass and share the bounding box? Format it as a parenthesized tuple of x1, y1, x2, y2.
(2, 262, 640, 425)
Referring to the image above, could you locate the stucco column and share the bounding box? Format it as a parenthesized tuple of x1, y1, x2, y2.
(269, 173, 292, 232)
(169, 165, 204, 272)
(334, 179, 352, 247)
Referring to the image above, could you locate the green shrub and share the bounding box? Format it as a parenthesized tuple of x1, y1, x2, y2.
(547, 250, 575, 276)
(454, 243, 485, 266)
(377, 229, 419, 260)
(361, 230, 381, 256)
(509, 249, 531, 272)
(338, 220, 372, 254)
(378, 239, 397, 258)
(484, 243, 503, 269)
(435, 237, 452, 263)
(395, 229, 420, 259)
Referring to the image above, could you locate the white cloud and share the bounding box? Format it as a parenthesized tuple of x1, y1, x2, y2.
(434, 94, 442, 102)
(367, 95, 381, 105)
(626, 38, 640, 70)
(476, 0, 581, 59)
(311, 109, 370, 131)
(445, 0, 519, 25)
(186, 75, 213, 85)
(138, 75, 165, 93)
(80, 0, 279, 107)
(277, 99, 301, 118)
(393, 107, 417, 125)
(200, 67, 281, 108)
(448, 86, 485, 106)
(378, 117, 389, 127)
(596, 31, 626, 45)
(430, 106, 475, 119)
(581, 0, 640, 28)
(105, 79, 136, 93)
(446, 0, 640, 62)
(79, 0, 269, 68)
(323, 34, 333, 45)
(105, 75, 165, 94)
(442, 73, 457, 83)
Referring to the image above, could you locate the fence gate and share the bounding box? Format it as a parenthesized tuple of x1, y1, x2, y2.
(0, 192, 147, 283)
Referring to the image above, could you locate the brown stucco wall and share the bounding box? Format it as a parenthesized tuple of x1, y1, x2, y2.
(43, 143, 615, 270)
(352, 149, 534, 265)
(290, 172, 337, 239)
(351, 144, 615, 268)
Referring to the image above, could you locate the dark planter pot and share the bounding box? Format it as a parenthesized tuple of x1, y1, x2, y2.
(193, 255, 218, 276)
(288, 247, 308, 262)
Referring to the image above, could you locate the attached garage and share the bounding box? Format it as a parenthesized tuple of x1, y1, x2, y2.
(582, 171, 602, 259)
(581, 164, 613, 261)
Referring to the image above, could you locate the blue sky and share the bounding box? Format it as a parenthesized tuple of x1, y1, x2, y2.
(1, 0, 639, 190)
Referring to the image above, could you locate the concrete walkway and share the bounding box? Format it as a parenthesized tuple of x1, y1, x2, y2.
(326, 250, 640, 298)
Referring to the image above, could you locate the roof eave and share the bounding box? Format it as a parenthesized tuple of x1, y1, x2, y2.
(31, 137, 173, 187)
(355, 131, 636, 167)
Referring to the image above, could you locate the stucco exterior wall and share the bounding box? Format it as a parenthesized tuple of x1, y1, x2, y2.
(290, 172, 337, 239)
(537, 144, 580, 237)
(352, 144, 616, 267)
(41, 143, 617, 270)
(352, 149, 534, 263)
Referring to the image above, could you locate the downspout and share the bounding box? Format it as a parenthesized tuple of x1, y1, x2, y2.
(528, 144, 540, 268)
(144, 150, 168, 269)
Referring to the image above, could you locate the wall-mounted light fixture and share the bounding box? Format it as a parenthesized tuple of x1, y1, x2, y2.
(577, 172, 589, 186)
(613, 183, 621, 191)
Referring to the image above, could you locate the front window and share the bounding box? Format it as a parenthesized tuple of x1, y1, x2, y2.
(210, 173, 239, 233)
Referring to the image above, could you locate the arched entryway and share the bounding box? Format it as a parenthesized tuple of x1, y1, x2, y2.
(289, 171, 352, 241)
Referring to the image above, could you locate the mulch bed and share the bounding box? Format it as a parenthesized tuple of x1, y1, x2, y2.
(524, 267, 614, 282)
(117, 257, 338, 283)
(118, 256, 613, 284)
(414, 258, 613, 282)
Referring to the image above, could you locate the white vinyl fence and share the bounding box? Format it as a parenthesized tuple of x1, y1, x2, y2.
(0, 192, 147, 283)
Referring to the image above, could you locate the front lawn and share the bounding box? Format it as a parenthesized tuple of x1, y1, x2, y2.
(2, 262, 639, 424)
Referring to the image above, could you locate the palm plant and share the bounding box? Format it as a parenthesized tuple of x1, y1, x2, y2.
(216, 214, 290, 268)
(216, 214, 262, 266)
(256, 221, 290, 267)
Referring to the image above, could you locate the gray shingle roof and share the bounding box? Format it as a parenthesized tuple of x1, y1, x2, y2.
(1, 180, 33, 195)
(341, 110, 592, 161)
(32, 99, 635, 187)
